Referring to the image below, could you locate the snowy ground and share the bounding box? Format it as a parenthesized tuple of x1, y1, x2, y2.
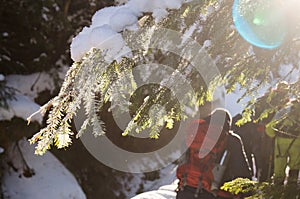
(0, 69, 66, 123)
(131, 183, 178, 199)
(0, 68, 88, 199)
(1, 138, 86, 199)
(115, 163, 178, 198)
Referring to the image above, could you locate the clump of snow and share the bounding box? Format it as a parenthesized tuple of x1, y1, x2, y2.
(89, 25, 132, 61)
(0, 94, 42, 123)
(126, 0, 183, 13)
(2, 32, 9, 37)
(203, 40, 212, 48)
(110, 10, 138, 32)
(0, 74, 5, 81)
(152, 8, 169, 23)
(70, 28, 93, 62)
(0, 147, 4, 154)
(1, 138, 86, 199)
(70, 0, 187, 62)
(92, 6, 138, 31)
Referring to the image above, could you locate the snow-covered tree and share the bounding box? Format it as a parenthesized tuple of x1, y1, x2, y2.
(1, 0, 297, 197)
(28, 0, 300, 157)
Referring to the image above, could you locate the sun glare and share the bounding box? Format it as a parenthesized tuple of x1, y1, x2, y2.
(232, 0, 300, 49)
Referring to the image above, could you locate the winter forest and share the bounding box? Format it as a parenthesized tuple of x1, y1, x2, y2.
(1, 0, 300, 198)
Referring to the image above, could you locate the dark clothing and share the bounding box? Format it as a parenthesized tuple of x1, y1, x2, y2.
(232, 118, 260, 171)
(232, 114, 274, 182)
(223, 131, 252, 183)
(176, 186, 228, 199)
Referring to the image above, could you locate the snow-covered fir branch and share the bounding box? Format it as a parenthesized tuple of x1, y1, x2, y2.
(28, 0, 300, 155)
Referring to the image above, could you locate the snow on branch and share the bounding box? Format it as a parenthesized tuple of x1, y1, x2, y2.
(28, 0, 300, 156)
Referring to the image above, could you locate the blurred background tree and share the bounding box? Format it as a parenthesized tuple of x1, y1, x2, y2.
(0, 0, 113, 75)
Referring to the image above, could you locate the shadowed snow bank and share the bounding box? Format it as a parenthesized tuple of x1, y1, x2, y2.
(1, 138, 86, 199)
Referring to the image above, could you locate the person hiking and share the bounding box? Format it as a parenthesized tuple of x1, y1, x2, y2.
(232, 114, 274, 182)
(265, 99, 300, 185)
(176, 108, 252, 199)
(249, 81, 291, 182)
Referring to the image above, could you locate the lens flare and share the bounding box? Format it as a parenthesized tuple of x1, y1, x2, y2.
(232, 0, 288, 49)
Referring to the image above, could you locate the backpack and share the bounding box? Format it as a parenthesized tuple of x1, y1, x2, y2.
(176, 119, 228, 196)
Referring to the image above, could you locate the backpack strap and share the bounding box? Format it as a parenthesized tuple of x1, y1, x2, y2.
(182, 173, 187, 188)
(275, 135, 297, 158)
(194, 176, 203, 198)
(176, 148, 189, 190)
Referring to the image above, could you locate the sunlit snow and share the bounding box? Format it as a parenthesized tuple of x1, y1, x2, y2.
(70, 0, 187, 62)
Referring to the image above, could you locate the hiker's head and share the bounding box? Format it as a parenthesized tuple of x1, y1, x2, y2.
(270, 81, 290, 108)
(210, 108, 232, 132)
